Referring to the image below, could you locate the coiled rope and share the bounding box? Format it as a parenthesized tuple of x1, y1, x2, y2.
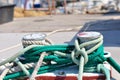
(71, 35, 104, 80)
(0, 30, 120, 80)
(0, 26, 81, 80)
(1, 34, 115, 80)
(1, 47, 119, 80)
(22, 38, 53, 48)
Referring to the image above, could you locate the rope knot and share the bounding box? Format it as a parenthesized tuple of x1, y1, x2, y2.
(71, 46, 88, 65)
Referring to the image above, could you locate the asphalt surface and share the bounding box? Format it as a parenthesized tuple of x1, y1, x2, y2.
(0, 13, 120, 32)
(0, 13, 120, 80)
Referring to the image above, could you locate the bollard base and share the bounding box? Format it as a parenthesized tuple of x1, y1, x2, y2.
(24, 64, 112, 80)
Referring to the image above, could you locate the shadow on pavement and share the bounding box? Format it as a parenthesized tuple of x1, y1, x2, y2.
(103, 12, 120, 16)
(76, 19, 120, 47)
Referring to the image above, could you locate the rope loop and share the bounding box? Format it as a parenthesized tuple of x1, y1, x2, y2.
(3, 32, 120, 80)
(71, 48, 88, 65)
(71, 39, 88, 65)
(97, 64, 110, 80)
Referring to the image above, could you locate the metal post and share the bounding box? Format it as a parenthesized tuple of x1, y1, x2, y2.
(77, 32, 101, 49)
(47, 0, 52, 15)
(64, 0, 67, 14)
(33, 0, 35, 8)
(24, 0, 28, 10)
(72, 0, 76, 13)
(52, 0, 56, 15)
(52, 0, 54, 15)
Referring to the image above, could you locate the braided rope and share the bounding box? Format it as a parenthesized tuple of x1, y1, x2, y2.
(0, 26, 81, 79)
(0, 63, 13, 80)
(22, 38, 53, 48)
(29, 52, 47, 80)
(9, 63, 35, 73)
(97, 64, 110, 80)
(1, 43, 113, 80)
(71, 35, 104, 80)
(14, 58, 30, 76)
(1, 31, 119, 80)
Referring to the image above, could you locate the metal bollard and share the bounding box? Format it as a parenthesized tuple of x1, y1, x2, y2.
(77, 31, 102, 50)
(22, 33, 47, 48)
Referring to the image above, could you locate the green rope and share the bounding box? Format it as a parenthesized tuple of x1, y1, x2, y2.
(0, 44, 74, 66)
(14, 58, 30, 76)
(107, 57, 120, 73)
(3, 45, 107, 80)
(4, 63, 74, 80)
(1, 36, 120, 80)
(72, 35, 105, 80)
(97, 64, 110, 80)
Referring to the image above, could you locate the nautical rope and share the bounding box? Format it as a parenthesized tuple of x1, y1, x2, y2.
(22, 38, 53, 48)
(3, 42, 104, 79)
(0, 26, 81, 79)
(2, 43, 120, 80)
(29, 52, 47, 80)
(0, 35, 110, 80)
(46, 26, 81, 36)
(0, 44, 21, 53)
(71, 35, 103, 80)
(0, 63, 13, 80)
(14, 58, 30, 76)
(107, 57, 120, 73)
(8, 63, 35, 73)
(0, 28, 120, 80)
(97, 64, 110, 80)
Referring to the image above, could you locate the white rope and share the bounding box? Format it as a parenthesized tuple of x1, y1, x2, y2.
(46, 26, 81, 36)
(0, 63, 13, 80)
(29, 52, 47, 80)
(0, 44, 21, 53)
(22, 38, 53, 48)
(8, 63, 35, 73)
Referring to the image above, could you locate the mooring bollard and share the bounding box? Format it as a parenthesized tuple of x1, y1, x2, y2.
(22, 33, 52, 48)
(77, 31, 101, 49)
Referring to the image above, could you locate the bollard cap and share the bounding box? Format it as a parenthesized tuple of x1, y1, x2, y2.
(77, 32, 102, 50)
(22, 33, 46, 41)
(77, 32, 101, 39)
